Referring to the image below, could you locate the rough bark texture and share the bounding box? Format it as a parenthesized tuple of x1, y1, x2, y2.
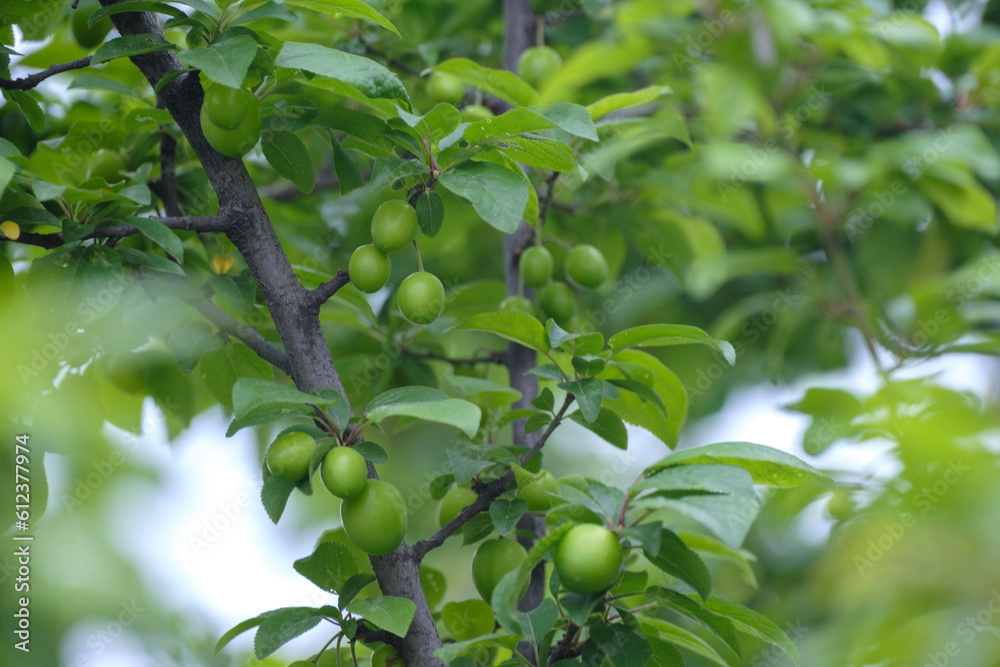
(98, 2, 443, 663)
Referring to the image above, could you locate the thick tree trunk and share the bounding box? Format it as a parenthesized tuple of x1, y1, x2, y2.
(98, 2, 444, 664)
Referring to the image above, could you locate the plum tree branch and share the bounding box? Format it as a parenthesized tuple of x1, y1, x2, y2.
(3, 214, 231, 249)
(185, 297, 292, 376)
(0, 57, 92, 90)
(412, 394, 574, 559)
(308, 269, 351, 308)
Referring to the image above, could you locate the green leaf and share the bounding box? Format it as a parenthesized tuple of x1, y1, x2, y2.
(328, 134, 365, 193)
(117, 248, 184, 276)
(489, 497, 527, 535)
(521, 598, 559, 647)
(263, 131, 316, 193)
(177, 33, 257, 88)
(165, 324, 223, 373)
(644, 587, 743, 659)
(442, 599, 495, 641)
(89, 1, 187, 26)
(125, 215, 184, 261)
(433, 58, 536, 107)
(447, 450, 493, 484)
(229, 379, 345, 435)
(253, 607, 322, 659)
(547, 319, 603, 354)
(415, 189, 445, 237)
(366, 386, 448, 411)
(434, 633, 521, 664)
(366, 398, 482, 437)
(609, 324, 736, 365)
(337, 573, 377, 609)
(231, 1, 298, 26)
(603, 350, 688, 448)
(606, 378, 667, 416)
(588, 85, 672, 121)
(558, 378, 604, 422)
(704, 595, 800, 665)
(648, 441, 827, 488)
(569, 407, 628, 449)
(459, 310, 549, 352)
(9, 91, 44, 132)
(276, 42, 410, 103)
(464, 103, 597, 143)
(446, 376, 522, 406)
(293, 541, 360, 593)
(367, 156, 427, 193)
(491, 136, 577, 171)
(0, 157, 15, 198)
(284, 0, 399, 36)
(438, 161, 529, 233)
(462, 512, 496, 545)
(644, 528, 712, 600)
(917, 165, 999, 232)
(640, 618, 732, 666)
(214, 614, 268, 655)
(583, 624, 652, 667)
(346, 596, 416, 637)
(92, 34, 176, 65)
(260, 473, 296, 523)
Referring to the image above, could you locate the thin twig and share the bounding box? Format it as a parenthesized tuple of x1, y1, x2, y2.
(537, 171, 561, 226)
(151, 100, 182, 216)
(412, 394, 574, 559)
(186, 297, 292, 375)
(3, 214, 231, 249)
(0, 57, 92, 91)
(308, 269, 351, 308)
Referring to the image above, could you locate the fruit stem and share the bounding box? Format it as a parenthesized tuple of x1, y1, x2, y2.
(413, 239, 424, 272)
(535, 17, 545, 47)
(542, 236, 573, 252)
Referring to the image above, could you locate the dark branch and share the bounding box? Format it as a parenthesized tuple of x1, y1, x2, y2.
(3, 214, 231, 249)
(412, 395, 574, 559)
(546, 623, 580, 665)
(308, 269, 351, 308)
(537, 171, 561, 226)
(150, 103, 182, 217)
(186, 297, 292, 376)
(0, 57, 92, 91)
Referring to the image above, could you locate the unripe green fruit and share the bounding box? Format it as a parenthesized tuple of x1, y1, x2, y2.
(266, 432, 317, 481)
(519, 470, 558, 511)
(428, 72, 465, 105)
(827, 489, 853, 520)
(87, 149, 127, 183)
(519, 246, 554, 288)
(472, 538, 528, 602)
(538, 281, 576, 325)
(71, 7, 112, 49)
(371, 644, 403, 667)
(554, 524, 623, 594)
(438, 485, 477, 527)
(203, 84, 252, 130)
(341, 479, 407, 555)
(371, 200, 418, 252)
(517, 46, 562, 88)
(500, 296, 536, 317)
(565, 244, 609, 289)
(349, 244, 391, 293)
(398, 271, 445, 325)
(460, 105, 494, 123)
(199, 100, 262, 158)
(321, 447, 369, 499)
